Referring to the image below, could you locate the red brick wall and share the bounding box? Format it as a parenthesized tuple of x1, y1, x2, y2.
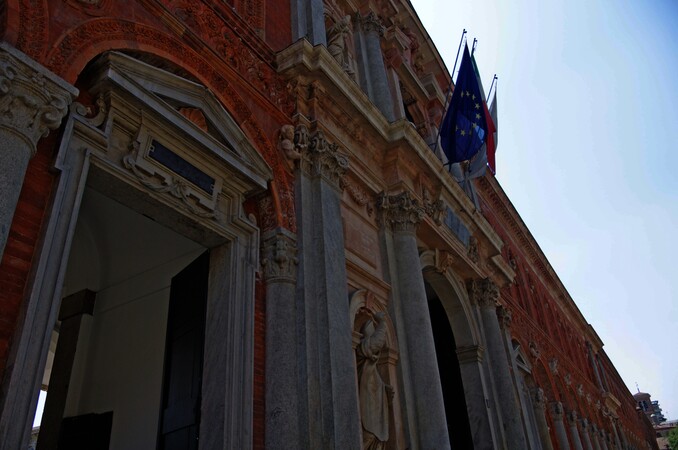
(0, 134, 59, 378)
(265, 0, 292, 51)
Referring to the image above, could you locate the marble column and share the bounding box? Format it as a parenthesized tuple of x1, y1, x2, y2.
(590, 424, 602, 450)
(354, 12, 395, 121)
(379, 191, 450, 450)
(0, 42, 77, 260)
(551, 402, 572, 450)
(295, 125, 361, 449)
(262, 228, 301, 450)
(291, 0, 326, 45)
(580, 418, 594, 450)
(567, 411, 584, 450)
(531, 388, 555, 450)
(470, 282, 528, 449)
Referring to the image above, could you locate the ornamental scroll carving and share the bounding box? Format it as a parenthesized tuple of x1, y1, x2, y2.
(0, 45, 76, 155)
(467, 278, 499, 309)
(497, 305, 512, 329)
(261, 231, 298, 283)
(377, 191, 425, 233)
(297, 125, 349, 189)
(422, 189, 445, 225)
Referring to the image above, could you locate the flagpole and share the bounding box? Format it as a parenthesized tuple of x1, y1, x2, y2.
(433, 28, 466, 159)
(487, 75, 497, 103)
(471, 38, 478, 57)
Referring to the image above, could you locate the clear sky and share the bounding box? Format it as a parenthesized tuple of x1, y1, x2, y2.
(411, 0, 678, 419)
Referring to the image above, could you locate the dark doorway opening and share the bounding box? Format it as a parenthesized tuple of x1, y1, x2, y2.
(427, 290, 474, 449)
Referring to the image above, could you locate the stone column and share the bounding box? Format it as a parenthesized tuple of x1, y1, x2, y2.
(36, 290, 96, 450)
(291, 0, 326, 45)
(0, 42, 77, 259)
(378, 191, 450, 450)
(610, 419, 623, 450)
(551, 402, 572, 450)
(531, 388, 555, 450)
(262, 228, 300, 450)
(469, 281, 528, 449)
(354, 12, 395, 121)
(580, 418, 594, 450)
(617, 422, 629, 450)
(590, 424, 602, 450)
(567, 411, 584, 450)
(295, 125, 361, 450)
(599, 430, 610, 450)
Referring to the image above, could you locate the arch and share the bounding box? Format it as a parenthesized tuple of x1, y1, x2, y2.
(419, 250, 480, 348)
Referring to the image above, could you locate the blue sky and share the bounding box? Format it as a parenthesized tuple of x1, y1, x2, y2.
(411, 0, 678, 418)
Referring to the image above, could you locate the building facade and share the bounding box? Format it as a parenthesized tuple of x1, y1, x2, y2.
(0, 1, 658, 449)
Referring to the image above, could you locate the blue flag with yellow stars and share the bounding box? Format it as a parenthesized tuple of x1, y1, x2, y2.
(440, 44, 487, 164)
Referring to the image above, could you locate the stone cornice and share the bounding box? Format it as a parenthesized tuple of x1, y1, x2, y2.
(0, 43, 78, 155)
(377, 190, 425, 233)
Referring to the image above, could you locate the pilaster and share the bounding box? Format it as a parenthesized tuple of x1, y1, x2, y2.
(0, 42, 77, 258)
(567, 410, 584, 450)
(580, 418, 595, 450)
(551, 402, 572, 450)
(531, 388, 555, 450)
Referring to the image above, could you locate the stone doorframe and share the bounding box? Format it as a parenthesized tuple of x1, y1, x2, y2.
(0, 52, 272, 450)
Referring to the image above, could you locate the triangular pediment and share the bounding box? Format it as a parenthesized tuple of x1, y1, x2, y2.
(93, 51, 272, 192)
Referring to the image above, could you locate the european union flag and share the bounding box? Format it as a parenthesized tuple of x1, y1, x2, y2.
(440, 44, 488, 164)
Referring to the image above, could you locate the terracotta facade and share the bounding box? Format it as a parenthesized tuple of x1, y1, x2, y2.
(0, 1, 657, 449)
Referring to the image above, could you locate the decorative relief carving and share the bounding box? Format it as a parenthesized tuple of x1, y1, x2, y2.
(529, 341, 541, 360)
(577, 384, 584, 397)
(497, 305, 512, 329)
(468, 236, 480, 263)
(549, 358, 559, 375)
(326, 15, 355, 77)
(377, 191, 424, 233)
(422, 188, 444, 225)
(0, 47, 75, 154)
(564, 373, 572, 386)
(467, 278, 499, 309)
(551, 402, 564, 420)
(261, 232, 298, 283)
(70, 95, 107, 128)
(532, 387, 547, 410)
(433, 248, 454, 274)
(340, 177, 374, 216)
(568, 410, 578, 424)
(298, 126, 349, 188)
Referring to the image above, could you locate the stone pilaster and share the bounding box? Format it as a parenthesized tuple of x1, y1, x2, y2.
(580, 418, 595, 450)
(610, 419, 623, 450)
(354, 11, 395, 121)
(0, 43, 78, 258)
(567, 411, 585, 450)
(551, 402, 572, 450)
(469, 279, 528, 449)
(294, 125, 361, 449)
(531, 388, 555, 450)
(261, 228, 300, 450)
(591, 423, 603, 450)
(599, 429, 610, 450)
(378, 191, 450, 449)
(291, 0, 326, 45)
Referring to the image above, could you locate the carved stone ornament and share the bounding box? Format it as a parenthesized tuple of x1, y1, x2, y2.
(261, 231, 298, 283)
(278, 124, 301, 170)
(70, 94, 107, 128)
(360, 11, 385, 36)
(0, 44, 77, 155)
(497, 305, 512, 329)
(564, 373, 572, 386)
(551, 402, 564, 420)
(298, 125, 349, 188)
(549, 358, 559, 375)
(377, 191, 425, 233)
(529, 341, 541, 360)
(467, 278, 499, 309)
(326, 15, 354, 76)
(567, 410, 578, 424)
(340, 177, 374, 216)
(422, 189, 445, 225)
(532, 387, 547, 410)
(580, 418, 589, 430)
(468, 236, 480, 264)
(433, 248, 454, 274)
(577, 384, 584, 397)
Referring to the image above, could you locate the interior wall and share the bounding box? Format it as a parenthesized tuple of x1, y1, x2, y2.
(60, 188, 204, 450)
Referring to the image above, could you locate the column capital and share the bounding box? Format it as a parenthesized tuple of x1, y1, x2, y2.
(567, 410, 578, 425)
(467, 278, 499, 309)
(296, 124, 349, 189)
(0, 43, 77, 156)
(550, 401, 564, 420)
(377, 190, 424, 233)
(580, 418, 590, 430)
(261, 228, 298, 283)
(532, 387, 547, 410)
(358, 11, 384, 36)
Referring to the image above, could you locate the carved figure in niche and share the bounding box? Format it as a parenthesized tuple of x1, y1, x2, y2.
(278, 124, 301, 169)
(327, 15, 352, 73)
(356, 311, 392, 449)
